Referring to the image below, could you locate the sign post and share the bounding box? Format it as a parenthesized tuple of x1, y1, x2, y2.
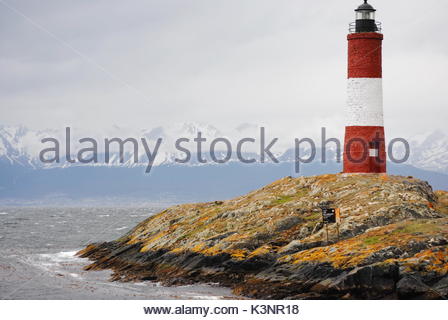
(321, 208, 341, 244)
(335, 208, 341, 241)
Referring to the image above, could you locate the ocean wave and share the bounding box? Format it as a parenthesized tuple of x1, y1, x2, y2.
(189, 295, 223, 300)
(40, 251, 79, 262)
(26, 250, 83, 269)
(21, 250, 89, 280)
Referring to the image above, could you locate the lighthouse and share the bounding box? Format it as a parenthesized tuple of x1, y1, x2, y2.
(343, 1, 386, 173)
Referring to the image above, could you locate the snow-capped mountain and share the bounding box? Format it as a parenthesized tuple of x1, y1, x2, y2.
(406, 130, 448, 173)
(0, 125, 59, 168)
(0, 123, 224, 168)
(0, 123, 277, 169)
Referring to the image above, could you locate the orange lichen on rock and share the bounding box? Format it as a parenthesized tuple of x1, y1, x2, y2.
(281, 219, 448, 270)
(396, 247, 448, 275)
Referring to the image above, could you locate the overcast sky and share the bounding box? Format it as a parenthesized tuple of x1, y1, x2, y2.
(0, 0, 447, 141)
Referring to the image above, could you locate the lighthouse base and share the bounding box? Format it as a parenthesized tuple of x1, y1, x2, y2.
(343, 126, 386, 174)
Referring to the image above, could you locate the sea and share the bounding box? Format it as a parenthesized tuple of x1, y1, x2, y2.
(0, 207, 235, 300)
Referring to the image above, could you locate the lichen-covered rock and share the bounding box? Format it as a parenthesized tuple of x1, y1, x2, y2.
(78, 174, 448, 299)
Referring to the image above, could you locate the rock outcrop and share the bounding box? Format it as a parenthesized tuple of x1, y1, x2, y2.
(78, 174, 448, 299)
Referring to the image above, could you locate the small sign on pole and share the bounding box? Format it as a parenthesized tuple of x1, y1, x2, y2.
(321, 208, 341, 243)
(322, 208, 336, 224)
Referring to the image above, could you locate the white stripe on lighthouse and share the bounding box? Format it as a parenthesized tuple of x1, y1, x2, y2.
(346, 78, 384, 126)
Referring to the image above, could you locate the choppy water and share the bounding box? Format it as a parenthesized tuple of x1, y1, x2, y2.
(0, 207, 234, 300)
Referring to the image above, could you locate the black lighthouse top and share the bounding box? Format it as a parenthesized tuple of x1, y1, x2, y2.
(352, 1, 381, 33)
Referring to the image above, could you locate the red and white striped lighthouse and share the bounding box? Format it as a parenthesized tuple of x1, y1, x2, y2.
(343, 1, 386, 173)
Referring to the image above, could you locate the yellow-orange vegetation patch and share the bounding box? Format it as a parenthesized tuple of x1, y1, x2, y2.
(139, 231, 170, 252)
(191, 242, 207, 253)
(316, 174, 337, 183)
(225, 233, 251, 242)
(231, 249, 249, 260)
(169, 247, 185, 254)
(280, 220, 448, 270)
(249, 245, 273, 258)
(390, 247, 448, 275)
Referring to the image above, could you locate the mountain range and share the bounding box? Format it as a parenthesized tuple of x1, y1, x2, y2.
(0, 124, 447, 206)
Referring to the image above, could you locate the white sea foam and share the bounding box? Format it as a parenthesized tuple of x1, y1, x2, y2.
(188, 295, 223, 300)
(24, 250, 86, 280)
(0, 212, 8, 215)
(28, 251, 82, 269)
(50, 251, 79, 260)
(115, 226, 127, 231)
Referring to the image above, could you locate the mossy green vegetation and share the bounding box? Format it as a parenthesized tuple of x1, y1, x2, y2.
(363, 235, 381, 245)
(392, 221, 440, 235)
(273, 195, 295, 205)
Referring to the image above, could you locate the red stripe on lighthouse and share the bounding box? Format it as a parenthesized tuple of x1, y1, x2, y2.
(344, 126, 386, 173)
(347, 33, 383, 78)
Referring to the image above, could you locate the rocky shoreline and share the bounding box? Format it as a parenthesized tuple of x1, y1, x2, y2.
(78, 174, 448, 299)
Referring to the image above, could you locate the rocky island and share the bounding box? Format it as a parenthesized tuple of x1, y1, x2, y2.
(78, 174, 448, 299)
